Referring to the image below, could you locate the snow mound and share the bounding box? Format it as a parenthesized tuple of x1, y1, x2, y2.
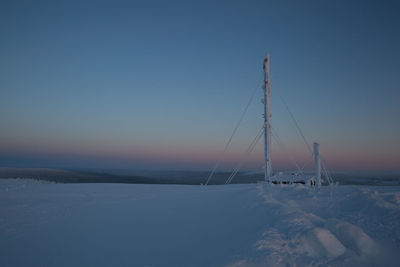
(326, 219, 376, 255)
(308, 227, 346, 258)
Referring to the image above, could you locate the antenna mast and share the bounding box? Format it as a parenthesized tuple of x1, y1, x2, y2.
(263, 53, 272, 181)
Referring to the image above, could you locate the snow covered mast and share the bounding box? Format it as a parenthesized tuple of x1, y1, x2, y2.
(263, 54, 272, 182)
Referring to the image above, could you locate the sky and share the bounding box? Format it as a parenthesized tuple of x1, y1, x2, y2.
(0, 0, 399, 172)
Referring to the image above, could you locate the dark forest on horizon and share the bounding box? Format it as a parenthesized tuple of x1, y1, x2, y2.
(0, 168, 399, 186)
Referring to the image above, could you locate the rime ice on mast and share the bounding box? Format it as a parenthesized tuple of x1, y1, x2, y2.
(263, 53, 272, 182)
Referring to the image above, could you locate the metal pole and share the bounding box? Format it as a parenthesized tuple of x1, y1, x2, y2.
(263, 53, 272, 181)
(314, 142, 321, 187)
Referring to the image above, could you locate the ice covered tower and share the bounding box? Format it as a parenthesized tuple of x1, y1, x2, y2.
(263, 53, 272, 181)
(314, 142, 321, 187)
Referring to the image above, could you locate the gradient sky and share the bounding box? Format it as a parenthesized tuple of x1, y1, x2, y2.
(1, 0, 399, 172)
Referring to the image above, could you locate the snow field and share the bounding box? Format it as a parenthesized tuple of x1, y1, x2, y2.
(0, 179, 399, 266)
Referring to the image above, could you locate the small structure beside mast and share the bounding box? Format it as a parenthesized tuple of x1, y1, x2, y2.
(263, 53, 272, 182)
(314, 142, 321, 187)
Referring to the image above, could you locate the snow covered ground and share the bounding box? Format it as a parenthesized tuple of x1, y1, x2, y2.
(1, 179, 399, 266)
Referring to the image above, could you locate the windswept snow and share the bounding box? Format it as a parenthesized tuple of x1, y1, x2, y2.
(0, 179, 399, 266)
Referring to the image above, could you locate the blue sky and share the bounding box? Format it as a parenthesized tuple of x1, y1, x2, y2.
(0, 0, 399, 171)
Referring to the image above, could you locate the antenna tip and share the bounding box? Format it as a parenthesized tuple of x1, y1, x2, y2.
(264, 51, 270, 61)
